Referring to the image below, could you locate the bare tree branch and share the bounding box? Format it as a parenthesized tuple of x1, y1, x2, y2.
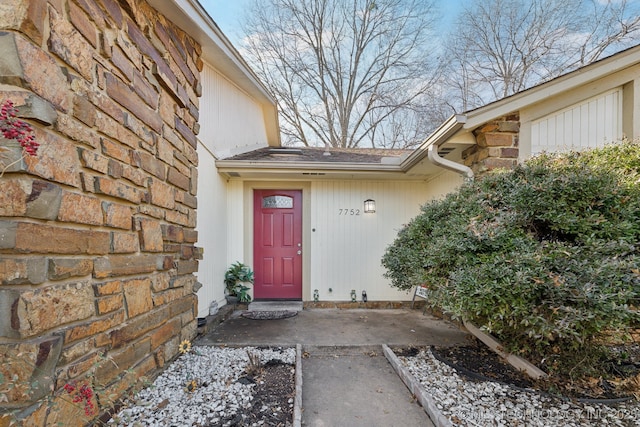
(241, 0, 440, 148)
(442, 0, 640, 111)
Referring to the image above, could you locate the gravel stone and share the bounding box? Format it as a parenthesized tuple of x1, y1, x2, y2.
(108, 346, 295, 426)
(397, 348, 640, 427)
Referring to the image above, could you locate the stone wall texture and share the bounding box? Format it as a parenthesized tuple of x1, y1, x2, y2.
(0, 1, 202, 425)
(462, 114, 520, 175)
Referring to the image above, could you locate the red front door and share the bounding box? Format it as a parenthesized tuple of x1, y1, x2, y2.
(253, 190, 303, 300)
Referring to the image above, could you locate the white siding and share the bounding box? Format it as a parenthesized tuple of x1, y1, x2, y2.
(530, 88, 623, 155)
(227, 180, 246, 267)
(196, 61, 276, 315)
(309, 176, 460, 301)
(195, 144, 229, 317)
(199, 63, 269, 158)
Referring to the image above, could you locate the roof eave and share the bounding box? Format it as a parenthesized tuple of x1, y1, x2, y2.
(215, 160, 403, 173)
(463, 44, 640, 129)
(150, 0, 281, 146)
(400, 114, 467, 171)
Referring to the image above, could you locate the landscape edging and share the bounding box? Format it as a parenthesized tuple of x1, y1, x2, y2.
(294, 343, 303, 427)
(462, 320, 547, 379)
(382, 344, 452, 427)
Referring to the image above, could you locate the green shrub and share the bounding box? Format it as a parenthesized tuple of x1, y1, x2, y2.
(382, 140, 640, 374)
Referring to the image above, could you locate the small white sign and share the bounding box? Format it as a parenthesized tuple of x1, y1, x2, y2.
(411, 285, 429, 309)
(414, 286, 428, 299)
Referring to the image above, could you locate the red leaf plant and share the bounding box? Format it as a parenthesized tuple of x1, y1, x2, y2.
(63, 381, 97, 417)
(0, 99, 38, 155)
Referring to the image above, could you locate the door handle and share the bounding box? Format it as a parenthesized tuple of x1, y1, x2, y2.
(297, 250, 302, 255)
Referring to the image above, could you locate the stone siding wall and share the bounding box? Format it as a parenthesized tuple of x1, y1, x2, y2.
(462, 114, 520, 175)
(0, 1, 202, 425)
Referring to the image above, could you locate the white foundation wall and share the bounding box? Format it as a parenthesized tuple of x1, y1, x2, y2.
(309, 172, 463, 301)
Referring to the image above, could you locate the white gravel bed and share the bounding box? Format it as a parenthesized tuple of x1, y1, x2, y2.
(398, 348, 640, 427)
(109, 346, 295, 427)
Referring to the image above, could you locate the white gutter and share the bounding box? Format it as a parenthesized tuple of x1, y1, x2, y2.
(428, 141, 475, 181)
(215, 160, 403, 172)
(403, 114, 474, 180)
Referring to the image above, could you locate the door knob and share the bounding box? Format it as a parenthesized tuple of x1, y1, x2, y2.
(297, 250, 302, 255)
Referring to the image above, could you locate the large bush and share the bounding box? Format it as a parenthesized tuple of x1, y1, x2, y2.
(382, 140, 640, 373)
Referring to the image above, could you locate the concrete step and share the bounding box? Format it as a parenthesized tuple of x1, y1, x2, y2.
(248, 301, 304, 312)
(302, 344, 382, 357)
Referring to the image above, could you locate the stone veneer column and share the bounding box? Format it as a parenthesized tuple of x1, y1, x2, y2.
(0, 1, 203, 425)
(462, 114, 520, 176)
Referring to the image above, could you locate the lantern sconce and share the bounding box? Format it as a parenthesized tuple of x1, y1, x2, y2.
(364, 199, 376, 213)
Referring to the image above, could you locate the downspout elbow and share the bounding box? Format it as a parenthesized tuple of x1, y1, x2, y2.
(428, 144, 474, 182)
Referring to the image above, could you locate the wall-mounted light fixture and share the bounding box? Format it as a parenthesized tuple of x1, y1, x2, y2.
(364, 199, 376, 213)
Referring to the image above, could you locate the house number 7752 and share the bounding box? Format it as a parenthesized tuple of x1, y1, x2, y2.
(338, 209, 361, 216)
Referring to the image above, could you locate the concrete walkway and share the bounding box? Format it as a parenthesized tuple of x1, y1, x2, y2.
(196, 308, 469, 426)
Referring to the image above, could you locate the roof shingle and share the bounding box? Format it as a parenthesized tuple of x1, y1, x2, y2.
(223, 147, 410, 163)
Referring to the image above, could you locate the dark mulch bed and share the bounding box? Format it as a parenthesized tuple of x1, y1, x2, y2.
(223, 360, 295, 426)
(403, 337, 640, 401)
(432, 339, 535, 389)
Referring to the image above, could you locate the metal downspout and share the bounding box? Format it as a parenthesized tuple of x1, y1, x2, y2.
(427, 115, 475, 181)
(428, 144, 474, 181)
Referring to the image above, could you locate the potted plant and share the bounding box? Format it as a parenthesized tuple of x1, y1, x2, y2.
(224, 262, 254, 303)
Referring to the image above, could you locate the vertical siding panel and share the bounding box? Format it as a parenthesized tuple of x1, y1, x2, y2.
(611, 91, 619, 144)
(540, 118, 547, 150)
(546, 116, 555, 149)
(603, 91, 616, 144)
(227, 181, 244, 265)
(199, 64, 269, 157)
(531, 123, 540, 155)
(536, 119, 546, 152)
(195, 145, 229, 316)
(555, 115, 563, 149)
(588, 98, 598, 147)
(311, 182, 319, 293)
(198, 60, 276, 311)
(615, 90, 622, 142)
(307, 175, 462, 301)
(596, 96, 606, 145)
(530, 88, 623, 155)
(571, 107, 581, 148)
(580, 103, 589, 147)
(562, 110, 572, 149)
(540, 120, 548, 152)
